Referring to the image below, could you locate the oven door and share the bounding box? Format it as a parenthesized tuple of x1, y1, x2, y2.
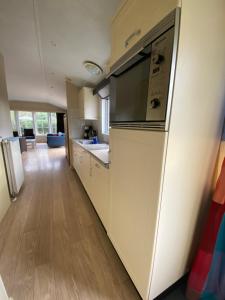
(110, 45, 151, 125)
(110, 27, 175, 130)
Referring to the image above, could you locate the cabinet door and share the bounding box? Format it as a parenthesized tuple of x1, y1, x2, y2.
(108, 128, 167, 299)
(78, 87, 98, 120)
(90, 157, 109, 230)
(72, 143, 82, 175)
(110, 0, 179, 66)
(83, 88, 98, 120)
(80, 150, 91, 194)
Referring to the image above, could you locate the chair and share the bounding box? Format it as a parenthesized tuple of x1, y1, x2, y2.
(23, 128, 35, 140)
(13, 131, 19, 137)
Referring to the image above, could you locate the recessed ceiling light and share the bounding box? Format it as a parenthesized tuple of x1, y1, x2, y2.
(83, 61, 103, 76)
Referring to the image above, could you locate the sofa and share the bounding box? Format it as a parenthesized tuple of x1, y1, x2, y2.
(47, 133, 65, 148)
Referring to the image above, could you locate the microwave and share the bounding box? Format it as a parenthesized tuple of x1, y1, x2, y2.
(109, 9, 180, 131)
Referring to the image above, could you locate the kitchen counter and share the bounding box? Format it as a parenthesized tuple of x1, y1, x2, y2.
(73, 139, 110, 168)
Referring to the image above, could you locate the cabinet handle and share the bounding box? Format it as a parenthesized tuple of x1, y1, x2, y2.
(125, 29, 141, 48)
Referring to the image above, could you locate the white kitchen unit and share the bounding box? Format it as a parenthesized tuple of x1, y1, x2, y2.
(78, 87, 98, 120)
(72, 141, 82, 175)
(90, 156, 110, 230)
(110, 0, 180, 66)
(108, 0, 225, 299)
(109, 129, 167, 299)
(72, 140, 110, 230)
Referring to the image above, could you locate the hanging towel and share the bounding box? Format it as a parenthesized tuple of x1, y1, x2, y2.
(186, 158, 225, 300)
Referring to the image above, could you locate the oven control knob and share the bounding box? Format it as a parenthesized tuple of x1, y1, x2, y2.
(150, 98, 160, 109)
(152, 54, 164, 64)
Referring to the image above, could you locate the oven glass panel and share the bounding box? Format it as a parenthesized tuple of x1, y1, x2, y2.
(110, 49, 151, 123)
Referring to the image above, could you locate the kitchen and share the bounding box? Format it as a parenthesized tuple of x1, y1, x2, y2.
(0, 0, 225, 300)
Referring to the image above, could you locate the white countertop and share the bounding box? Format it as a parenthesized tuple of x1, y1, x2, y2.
(89, 149, 110, 166)
(73, 139, 110, 168)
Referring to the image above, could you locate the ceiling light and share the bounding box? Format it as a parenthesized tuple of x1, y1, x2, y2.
(83, 61, 103, 76)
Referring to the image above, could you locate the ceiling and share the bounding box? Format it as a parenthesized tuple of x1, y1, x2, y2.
(0, 0, 121, 108)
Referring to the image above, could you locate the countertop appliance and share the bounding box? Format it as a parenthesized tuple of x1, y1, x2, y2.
(83, 125, 96, 139)
(1, 137, 24, 200)
(109, 10, 178, 130)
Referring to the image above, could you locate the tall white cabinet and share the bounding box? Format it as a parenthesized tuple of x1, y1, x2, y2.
(109, 129, 167, 298)
(108, 0, 225, 299)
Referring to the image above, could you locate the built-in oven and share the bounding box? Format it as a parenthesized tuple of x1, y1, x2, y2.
(109, 9, 180, 131)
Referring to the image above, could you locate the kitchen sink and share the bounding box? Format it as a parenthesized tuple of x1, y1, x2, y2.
(78, 139, 93, 145)
(84, 144, 109, 150)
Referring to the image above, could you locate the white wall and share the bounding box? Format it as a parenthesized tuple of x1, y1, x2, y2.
(0, 53, 12, 137)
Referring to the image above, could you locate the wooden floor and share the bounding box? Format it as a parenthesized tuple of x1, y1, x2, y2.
(0, 144, 140, 300)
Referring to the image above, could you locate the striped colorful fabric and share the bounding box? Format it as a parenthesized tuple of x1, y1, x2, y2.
(186, 157, 225, 300)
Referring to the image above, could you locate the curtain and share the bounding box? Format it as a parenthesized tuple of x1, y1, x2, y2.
(56, 113, 65, 133)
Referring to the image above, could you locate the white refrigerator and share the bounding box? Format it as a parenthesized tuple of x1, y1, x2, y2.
(1, 137, 24, 199)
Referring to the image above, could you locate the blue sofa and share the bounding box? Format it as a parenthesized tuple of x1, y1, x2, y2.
(47, 134, 65, 148)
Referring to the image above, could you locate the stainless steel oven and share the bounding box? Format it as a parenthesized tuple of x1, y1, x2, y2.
(109, 8, 180, 131)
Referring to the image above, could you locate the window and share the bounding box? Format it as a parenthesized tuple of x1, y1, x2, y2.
(18, 111, 33, 135)
(36, 112, 49, 135)
(101, 98, 110, 135)
(10, 111, 58, 136)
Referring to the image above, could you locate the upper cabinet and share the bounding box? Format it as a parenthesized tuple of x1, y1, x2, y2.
(78, 87, 98, 120)
(110, 0, 180, 67)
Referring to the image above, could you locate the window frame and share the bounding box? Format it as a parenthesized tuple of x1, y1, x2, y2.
(101, 98, 110, 136)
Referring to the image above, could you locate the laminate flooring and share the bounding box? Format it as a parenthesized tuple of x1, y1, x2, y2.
(0, 144, 141, 300)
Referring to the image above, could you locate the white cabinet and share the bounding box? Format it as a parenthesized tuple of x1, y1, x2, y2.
(79, 150, 91, 193)
(110, 0, 179, 66)
(78, 87, 98, 120)
(73, 142, 91, 194)
(90, 157, 109, 230)
(72, 141, 109, 230)
(72, 142, 82, 175)
(109, 129, 167, 299)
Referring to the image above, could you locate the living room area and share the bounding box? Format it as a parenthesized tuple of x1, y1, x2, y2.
(9, 101, 66, 152)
